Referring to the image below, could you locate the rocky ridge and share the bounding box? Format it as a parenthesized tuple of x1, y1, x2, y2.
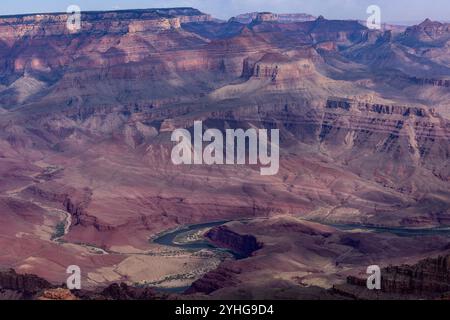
(333, 255, 450, 299)
(0, 8, 211, 39)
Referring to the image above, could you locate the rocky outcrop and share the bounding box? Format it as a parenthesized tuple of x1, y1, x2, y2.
(411, 77, 450, 88)
(0, 268, 169, 300)
(38, 288, 78, 300)
(185, 265, 242, 295)
(326, 98, 431, 117)
(358, 103, 430, 117)
(83, 283, 165, 300)
(153, 8, 212, 24)
(23, 183, 114, 233)
(308, 17, 368, 46)
(242, 52, 318, 82)
(403, 19, 450, 42)
(64, 197, 115, 232)
(0, 8, 211, 40)
(0, 269, 52, 298)
(127, 18, 181, 33)
(205, 226, 263, 258)
(381, 256, 450, 295)
(233, 12, 316, 24)
(254, 13, 278, 23)
(333, 255, 450, 299)
(24, 185, 69, 203)
(315, 41, 337, 51)
(326, 98, 353, 111)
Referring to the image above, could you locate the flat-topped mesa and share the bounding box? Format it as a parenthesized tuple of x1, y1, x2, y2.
(254, 12, 279, 23)
(153, 8, 212, 23)
(235, 12, 315, 24)
(251, 53, 291, 81)
(0, 8, 211, 39)
(276, 13, 316, 23)
(326, 98, 431, 117)
(242, 51, 318, 82)
(357, 102, 430, 117)
(411, 77, 450, 88)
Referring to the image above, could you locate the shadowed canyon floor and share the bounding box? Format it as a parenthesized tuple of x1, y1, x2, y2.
(0, 8, 449, 299)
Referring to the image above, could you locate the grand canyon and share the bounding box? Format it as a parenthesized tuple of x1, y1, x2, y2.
(0, 6, 449, 300)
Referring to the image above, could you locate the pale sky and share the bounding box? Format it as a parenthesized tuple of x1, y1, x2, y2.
(0, 0, 448, 23)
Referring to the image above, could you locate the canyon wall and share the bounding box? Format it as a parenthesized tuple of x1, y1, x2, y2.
(333, 255, 450, 299)
(0, 8, 211, 41)
(205, 226, 263, 258)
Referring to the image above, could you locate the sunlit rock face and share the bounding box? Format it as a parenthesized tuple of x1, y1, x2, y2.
(233, 12, 316, 24)
(0, 8, 213, 41)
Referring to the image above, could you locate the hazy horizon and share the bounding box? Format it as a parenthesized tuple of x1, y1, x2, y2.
(1, 0, 449, 24)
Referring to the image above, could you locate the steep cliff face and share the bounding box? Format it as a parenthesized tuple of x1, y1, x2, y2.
(38, 288, 79, 300)
(411, 77, 450, 88)
(233, 12, 316, 24)
(254, 13, 279, 23)
(185, 264, 242, 295)
(0, 269, 52, 298)
(307, 16, 368, 46)
(0, 269, 169, 300)
(402, 19, 450, 44)
(21, 183, 114, 234)
(86, 283, 165, 300)
(333, 255, 450, 299)
(153, 8, 212, 23)
(205, 226, 263, 258)
(0, 8, 212, 40)
(243, 53, 317, 83)
(381, 256, 450, 295)
(318, 98, 450, 213)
